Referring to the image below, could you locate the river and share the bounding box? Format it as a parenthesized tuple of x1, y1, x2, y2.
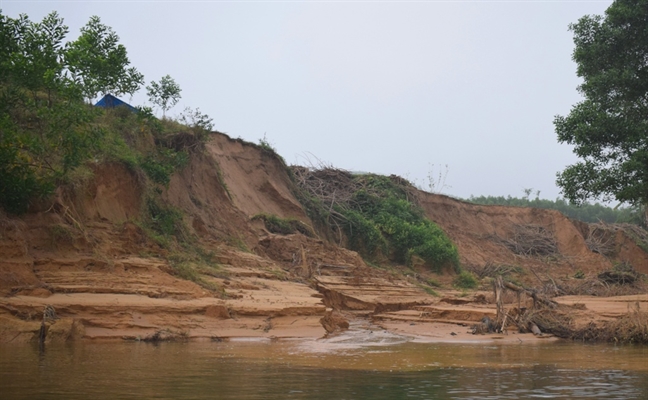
(1, 338, 647, 399)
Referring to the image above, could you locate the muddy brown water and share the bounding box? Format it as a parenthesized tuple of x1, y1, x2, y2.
(1, 339, 647, 399)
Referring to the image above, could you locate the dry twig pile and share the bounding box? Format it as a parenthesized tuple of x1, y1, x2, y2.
(499, 224, 558, 257)
(618, 223, 648, 253)
(291, 166, 416, 215)
(585, 223, 617, 256)
(598, 262, 641, 285)
(572, 304, 648, 343)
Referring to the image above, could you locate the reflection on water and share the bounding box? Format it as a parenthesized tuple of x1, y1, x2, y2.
(1, 340, 647, 399)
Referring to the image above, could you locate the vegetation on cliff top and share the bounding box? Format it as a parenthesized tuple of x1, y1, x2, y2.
(0, 11, 211, 216)
(292, 167, 460, 272)
(468, 191, 645, 227)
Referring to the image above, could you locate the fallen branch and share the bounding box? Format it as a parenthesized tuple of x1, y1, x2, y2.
(502, 280, 558, 309)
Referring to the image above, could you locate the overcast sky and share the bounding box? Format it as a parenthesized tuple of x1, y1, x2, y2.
(3, 0, 613, 200)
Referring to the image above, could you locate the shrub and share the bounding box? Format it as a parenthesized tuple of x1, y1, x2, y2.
(341, 208, 388, 258)
(257, 134, 286, 165)
(177, 107, 213, 142)
(453, 271, 478, 289)
(340, 177, 459, 271)
(146, 198, 186, 239)
(140, 148, 188, 186)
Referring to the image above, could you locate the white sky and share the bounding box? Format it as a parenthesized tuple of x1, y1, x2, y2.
(2, 0, 613, 200)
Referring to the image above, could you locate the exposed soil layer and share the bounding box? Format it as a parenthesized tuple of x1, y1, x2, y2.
(1, 131, 646, 345)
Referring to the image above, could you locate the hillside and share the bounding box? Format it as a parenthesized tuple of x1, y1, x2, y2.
(1, 131, 647, 344)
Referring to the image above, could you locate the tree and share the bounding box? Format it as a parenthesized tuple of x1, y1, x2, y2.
(0, 12, 71, 104)
(65, 16, 143, 101)
(555, 0, 648, 223)
(0, 12, 102, 213)
(146, 75, 181, 118)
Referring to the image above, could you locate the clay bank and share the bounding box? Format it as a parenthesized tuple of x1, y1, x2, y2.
(1, 131, 647, 346)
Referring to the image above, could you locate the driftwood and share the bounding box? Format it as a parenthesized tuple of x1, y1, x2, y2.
(503, 280, 558, 309)
(39, 305, 58, 350)
(518, 308, 574, 338)
(486, 273, 568, 336)
(43, 305, 58, 321)
(471, 316, 496, 335)
(494, 276, 505, 329)
(491, 276, 559, 334)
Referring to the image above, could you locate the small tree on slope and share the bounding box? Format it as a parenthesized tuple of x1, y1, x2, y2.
(147, 75, 182, 118)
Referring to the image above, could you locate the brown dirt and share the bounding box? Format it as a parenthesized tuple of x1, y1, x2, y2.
(205, 134, 309, 223)
(417, 193, 615, 279)
(1, 131, 646, 345)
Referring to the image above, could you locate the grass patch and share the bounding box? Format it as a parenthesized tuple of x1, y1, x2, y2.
(168, 255, 200, 281)
(251, 213, 314, 237)
(420, 285, 439, 297)
(167, 251, 226, 295)
(453, 271, 478, 289)
(257, 134, 286, 165)
(226, 235, 251, 253)
(424, 277, 442, 288)
(48, 224, 74, 247)
(145, 197, 188, 242)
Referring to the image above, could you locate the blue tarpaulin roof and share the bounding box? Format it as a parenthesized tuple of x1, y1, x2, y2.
(94, 94, 138, 112)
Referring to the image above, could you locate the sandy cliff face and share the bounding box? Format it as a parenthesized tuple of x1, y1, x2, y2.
(0, 132, 646, 344)
(418, 193, 648, 276)
(206, 135, 309, 222)
(0, 132, 358, 342)
(418, 194, 608, 275)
